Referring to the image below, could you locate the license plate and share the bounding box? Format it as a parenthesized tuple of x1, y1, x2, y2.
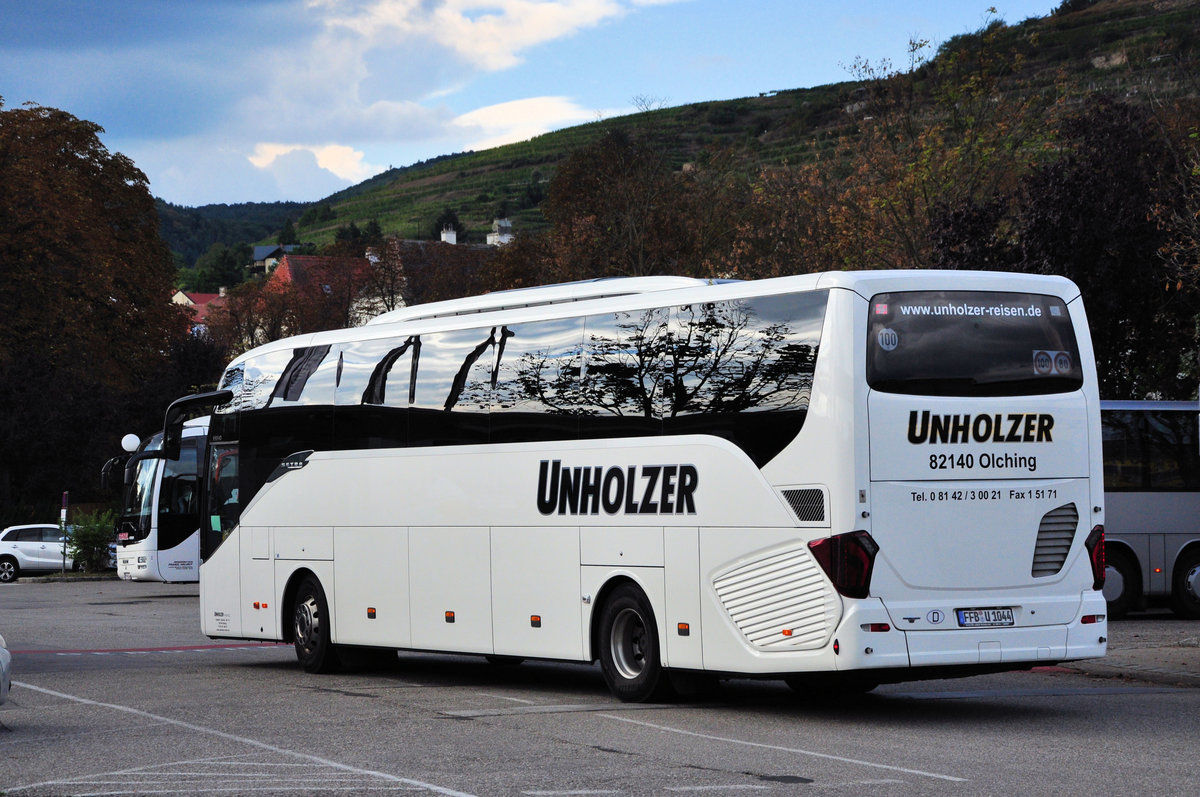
(956, 607, 1014, 627)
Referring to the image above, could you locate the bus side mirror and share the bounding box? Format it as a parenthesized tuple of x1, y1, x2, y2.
(101, 454, 129, 492)
(161, 389, 234, 461)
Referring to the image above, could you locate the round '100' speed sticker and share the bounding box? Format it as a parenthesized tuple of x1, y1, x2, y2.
(877, 328, 899, 351)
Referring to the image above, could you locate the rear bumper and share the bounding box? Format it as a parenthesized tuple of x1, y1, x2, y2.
(833, 591, 1107, 672)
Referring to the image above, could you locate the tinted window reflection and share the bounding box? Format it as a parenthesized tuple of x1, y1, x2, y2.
(409, 327, 497, 446)
(663, 293, 825, 465)
(577, 307, 669, 439)
(492, 317, 585, 442)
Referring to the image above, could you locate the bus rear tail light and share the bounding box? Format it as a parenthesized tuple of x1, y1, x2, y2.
(808, 531, 879, 600)
(1084, 526, 1105, 591)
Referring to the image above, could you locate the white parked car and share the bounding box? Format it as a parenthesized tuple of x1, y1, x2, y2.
(0, 632, 11, 704)
(0, 523, 73, 582)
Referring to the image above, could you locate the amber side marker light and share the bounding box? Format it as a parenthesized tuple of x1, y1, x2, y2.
(445, 611, 455, 624)
(677, 623, 690, 636)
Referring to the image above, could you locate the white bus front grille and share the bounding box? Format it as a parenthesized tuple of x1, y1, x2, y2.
(1031, 503, 1079, 577)
(712, 545, 838, 650)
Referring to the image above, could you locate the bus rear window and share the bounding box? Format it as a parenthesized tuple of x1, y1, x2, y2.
(867, 290, 1083, 397)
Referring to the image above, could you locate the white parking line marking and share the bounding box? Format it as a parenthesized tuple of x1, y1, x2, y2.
(445, 702, 674, 718)
(663, 786, 770, 792)
(521, 791, 622, 795)
(598, 715, 966, 783)
(475, 692, 537, 704)
(8, 681, 478, 797)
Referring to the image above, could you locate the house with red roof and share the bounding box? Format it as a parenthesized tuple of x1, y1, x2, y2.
(171, 288, 227, 329)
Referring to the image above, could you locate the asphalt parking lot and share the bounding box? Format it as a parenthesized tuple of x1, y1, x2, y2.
(2, 579, 1198, 796)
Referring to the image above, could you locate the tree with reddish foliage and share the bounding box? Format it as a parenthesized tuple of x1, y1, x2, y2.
(0, 99, 189, 507)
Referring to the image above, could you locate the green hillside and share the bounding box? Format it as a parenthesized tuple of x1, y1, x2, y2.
(160, 0, 1200, 254)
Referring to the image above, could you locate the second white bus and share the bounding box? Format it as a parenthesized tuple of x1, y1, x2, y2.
(1100, 400, 1200, 618)
(174, 271, 1107, 701)
(110, 418, 208, 582)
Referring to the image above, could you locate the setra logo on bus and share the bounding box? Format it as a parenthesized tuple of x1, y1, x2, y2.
(906, 411, 1054, 445)
(536, 460, 698, 516)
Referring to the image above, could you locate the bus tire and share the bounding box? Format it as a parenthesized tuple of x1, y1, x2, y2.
(293, 575, 341, 673)
(1103, 547, 1141, 619)
(0, 556, 17, 583)
(598, 583, 672, 703)
(1169, 549, 1200, 620)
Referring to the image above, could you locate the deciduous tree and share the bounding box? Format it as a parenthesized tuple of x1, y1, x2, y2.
(0, 99, 188, 504)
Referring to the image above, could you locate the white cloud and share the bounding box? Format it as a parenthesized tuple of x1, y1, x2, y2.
(319, 0, 630, 71)
(249, 143, 382, 182)
(452, 96, 604, 150)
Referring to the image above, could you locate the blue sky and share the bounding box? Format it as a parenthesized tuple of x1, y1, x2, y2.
(1, 1, 1060, 206)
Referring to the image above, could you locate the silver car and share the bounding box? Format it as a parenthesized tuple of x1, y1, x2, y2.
(0, 523, 73, 582)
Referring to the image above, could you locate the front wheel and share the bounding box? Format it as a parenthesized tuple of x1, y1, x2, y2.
(1170, 549, 1200, 620)
(0, 557, 18, 583)
(597, 583, 672, 703)
(293, 575, 341, 673)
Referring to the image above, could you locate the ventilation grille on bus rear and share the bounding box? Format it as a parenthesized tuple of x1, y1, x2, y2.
(1031, 503, 1079, 577)
(781, 489, 825, 522)
(712, 544, 839, 651)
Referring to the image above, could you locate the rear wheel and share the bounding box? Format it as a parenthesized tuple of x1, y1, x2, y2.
(598, 583, 672, 703)
(293, 575, 340, 673)
(1170, 549, 1200, 620)
(1103, 547, 1141, 618)
(0, 557, 18, 583)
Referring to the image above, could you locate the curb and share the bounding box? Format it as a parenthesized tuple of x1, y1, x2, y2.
(1062, 645, 1200, 688)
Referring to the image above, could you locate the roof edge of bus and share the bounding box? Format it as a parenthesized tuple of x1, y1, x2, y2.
(365, 276, 730, 326)
(222, 269, 1085, 367)
(812, 269, 1081, 299)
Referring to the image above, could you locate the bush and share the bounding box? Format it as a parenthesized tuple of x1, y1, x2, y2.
(69, 509, 116, 572)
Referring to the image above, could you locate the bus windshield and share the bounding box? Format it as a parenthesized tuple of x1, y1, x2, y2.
(867, 290, 1083, 397)
(120, 458, 158, 542)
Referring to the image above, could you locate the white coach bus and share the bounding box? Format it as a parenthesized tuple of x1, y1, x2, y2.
(175, 271, 1107, 701)
(103, 418, 209, 582)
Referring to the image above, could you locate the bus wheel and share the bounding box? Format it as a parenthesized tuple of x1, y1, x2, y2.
(1170, 549, 1200, 620)
(1103, 547, 1141, 619)
(0, 557, 17, 583)
(598, 583, 671, 703)
(293, 576, 341, 673)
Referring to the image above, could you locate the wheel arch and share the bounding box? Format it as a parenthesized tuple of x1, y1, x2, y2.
(280, 566, 320, 644)
(1169, 539, 1200, 581)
